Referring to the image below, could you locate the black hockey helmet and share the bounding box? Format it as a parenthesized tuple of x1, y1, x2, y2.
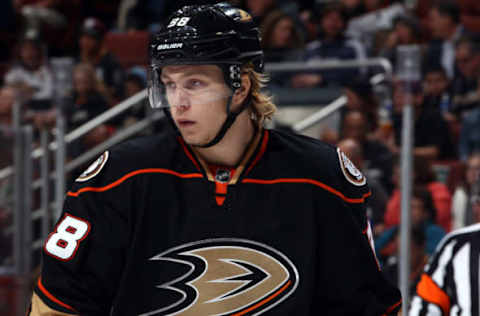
(148, 2, 263, 108)
(148, 2, 264, 147)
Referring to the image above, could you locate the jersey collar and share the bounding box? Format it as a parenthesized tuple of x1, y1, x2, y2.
(178, 129, 269, 185)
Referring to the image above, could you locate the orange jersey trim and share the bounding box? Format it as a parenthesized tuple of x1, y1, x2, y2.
(245, 130, 269, 176)
(215, 182, 228, 195)
(67, 168, 203, 197)
(242, 178, 371, 204)
(37, 277, 76, 312)
(177, 136, 201, 171)
(416, 273, 450, 315)
(232, 280, 292, 316)
(215, 196, 226, 206)
(381, 299, 402, 316)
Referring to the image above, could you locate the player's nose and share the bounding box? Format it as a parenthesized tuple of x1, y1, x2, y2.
(171, 88, 191, 111)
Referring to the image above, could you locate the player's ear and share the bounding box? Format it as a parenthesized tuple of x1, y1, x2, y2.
(232, 73, 251, 106)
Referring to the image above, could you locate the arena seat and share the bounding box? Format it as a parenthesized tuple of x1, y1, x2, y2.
(104, 31, 150, 69)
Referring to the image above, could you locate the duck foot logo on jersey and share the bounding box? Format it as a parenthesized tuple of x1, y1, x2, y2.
(337, 148, 366, 186)
(75, 151, 109, 182)
(141, 238, 299, 316)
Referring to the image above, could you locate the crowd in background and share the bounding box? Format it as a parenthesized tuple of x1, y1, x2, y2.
(1, 0, 480, 304)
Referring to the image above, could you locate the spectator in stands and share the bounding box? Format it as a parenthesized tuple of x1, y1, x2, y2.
(381, 225, 429, 299)
(66, 63, 109, 131)
(0, 114, 13, 260)
(77, 17, 125, 105)
(378, 15, 421, 67)
(66, 63, 111, 159)
(338, 138, 388, 229)
(0, 86, 16, 133)
(383, 156, 452, 233)
(124, 68, 147, 117)
(260, 10, 304, 87)
(424, 0, 467, 79)
(345, 0, 406, 54)
(0, 86, 15, 238)
(343, 80, 379, 132)
(451, 153, 480, 229)
(0, 174, 12, 266)
(422, 64, 461, 149)
(112, 68, 148, 129)
(341, 110, 394, 193)
(423, 64, 452, 115)
(82, 123, 113, 149)
(240, 0, 277, 26)
(261, 10, 304, 63)
(376, 186, 446, 257)
(121, 0, 169, 31)
(458, 0, 480, 34)
(291, 3, 366, 88)
(340, 0, 365, 19)
(363, 0, 389, 13)
(387, 81, 454, 160)
(451, 36, 480, 118)
(4, 30, 53, 110)
(458, 108, 480, 161)
(0, 85, 15, 265)
(298, 8, 319, 44)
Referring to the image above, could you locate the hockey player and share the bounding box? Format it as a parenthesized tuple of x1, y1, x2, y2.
(29, 3, 401, 315)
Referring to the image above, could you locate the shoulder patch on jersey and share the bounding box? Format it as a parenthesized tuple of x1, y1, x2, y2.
(76, 151, 109, 182)
(337, 148, 366, 186)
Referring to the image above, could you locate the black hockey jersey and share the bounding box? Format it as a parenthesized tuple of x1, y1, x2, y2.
(32, 129, 401, 315)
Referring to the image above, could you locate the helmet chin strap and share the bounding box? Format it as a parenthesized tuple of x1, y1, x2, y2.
(194, 94, 252, 148)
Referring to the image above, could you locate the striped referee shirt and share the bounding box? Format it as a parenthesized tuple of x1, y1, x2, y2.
(409, 223, 480, 316)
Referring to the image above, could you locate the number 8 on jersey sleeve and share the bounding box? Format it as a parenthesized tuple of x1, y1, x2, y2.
(45, 214, 91, 261)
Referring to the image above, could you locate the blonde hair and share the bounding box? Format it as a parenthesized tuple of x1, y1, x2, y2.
(242, 63, 277, 123)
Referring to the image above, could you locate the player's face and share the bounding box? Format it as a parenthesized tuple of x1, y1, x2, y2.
(161, 65, 231, 146)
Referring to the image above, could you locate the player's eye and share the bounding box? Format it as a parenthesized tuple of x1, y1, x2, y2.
(164, 82, 176, 91)
(185, 79, 205, 90)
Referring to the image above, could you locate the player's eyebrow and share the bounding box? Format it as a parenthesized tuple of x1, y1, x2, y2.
(161, 66, 215, 81)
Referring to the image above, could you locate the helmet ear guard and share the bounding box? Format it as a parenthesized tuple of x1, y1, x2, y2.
(222, 64, 242, 91)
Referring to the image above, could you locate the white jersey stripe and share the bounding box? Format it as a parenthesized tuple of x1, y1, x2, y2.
(453, 243, 471, 315)
(408, 296, 422, 315)
(451, 305, 460, 316)
(427, 304, 442, 315)
(432, 241, 457, 287)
